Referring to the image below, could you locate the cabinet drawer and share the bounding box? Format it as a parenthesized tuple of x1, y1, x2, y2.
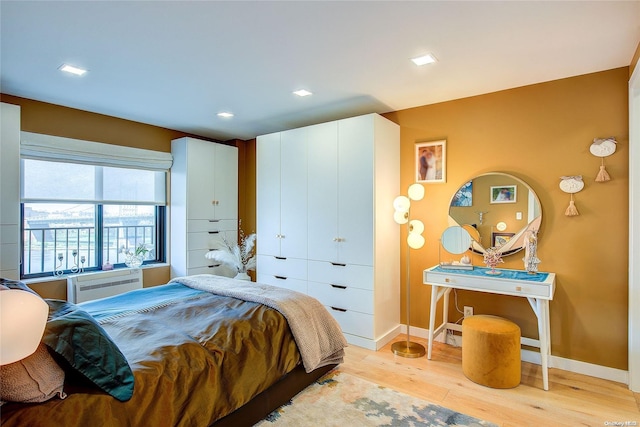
(308, 260, 373, 290)
(326, 306, 373, 339)
(187, 232, 229, 251)
(257, 255, 307, 280)
(187, 219, 237, 233)
(188, 249, 218, 269)
(308, 282, 373, 315)
(258, 274, 307, 294)
(0, 243, 19, 270)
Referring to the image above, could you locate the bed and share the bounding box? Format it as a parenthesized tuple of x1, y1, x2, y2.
(0, 275, 347, 426)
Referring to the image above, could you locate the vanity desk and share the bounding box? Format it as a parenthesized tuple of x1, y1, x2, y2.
(423, 265, 556, 390)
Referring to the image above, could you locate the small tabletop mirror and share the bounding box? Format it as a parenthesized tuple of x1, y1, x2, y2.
(439, 226, 473, 270)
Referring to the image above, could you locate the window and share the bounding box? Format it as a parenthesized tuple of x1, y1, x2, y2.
(21, 159, 167, 278)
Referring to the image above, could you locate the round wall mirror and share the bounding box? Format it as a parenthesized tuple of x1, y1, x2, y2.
(448, 172, 542, 256)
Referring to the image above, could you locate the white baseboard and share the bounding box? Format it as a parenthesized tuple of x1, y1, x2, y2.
(401, 324, 630, 385)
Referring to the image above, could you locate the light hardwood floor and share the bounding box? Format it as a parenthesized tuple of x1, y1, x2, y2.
(340, 335, 640, 427)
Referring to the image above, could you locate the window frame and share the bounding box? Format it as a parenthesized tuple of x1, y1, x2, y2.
(20, 203, 166, 279)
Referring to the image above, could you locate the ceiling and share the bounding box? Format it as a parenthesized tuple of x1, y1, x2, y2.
(1, 1, 639, 141)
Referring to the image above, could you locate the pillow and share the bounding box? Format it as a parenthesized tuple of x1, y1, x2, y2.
(0, 343, 66, 403)
(42, 300, 134, 402)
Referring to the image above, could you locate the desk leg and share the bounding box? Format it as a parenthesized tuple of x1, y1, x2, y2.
(537, 299, 551, 391)
(427, 285, 439, 360)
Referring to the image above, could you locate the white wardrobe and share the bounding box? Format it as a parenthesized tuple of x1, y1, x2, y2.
(0, 102, 21, 280)
(257, 113, 400, 350)
(170, 137, 238, 278)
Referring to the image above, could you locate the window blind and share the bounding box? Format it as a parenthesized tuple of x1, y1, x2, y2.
(20, 131, 173, 171)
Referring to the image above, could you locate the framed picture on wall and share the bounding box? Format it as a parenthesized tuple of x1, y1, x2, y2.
(451, 180, 472, 206)
(415, 140, 446, 183)
(492, 232, 515, 247)
(490, 185, 517, 204)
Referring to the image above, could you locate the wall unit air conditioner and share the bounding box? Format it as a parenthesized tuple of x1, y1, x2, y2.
(67, 269, 143, 303)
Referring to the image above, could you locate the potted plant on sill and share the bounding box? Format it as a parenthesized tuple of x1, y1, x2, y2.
(122, 243, 149, 269)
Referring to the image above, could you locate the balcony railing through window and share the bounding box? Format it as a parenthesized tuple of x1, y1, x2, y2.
(22, 224, 155, 276)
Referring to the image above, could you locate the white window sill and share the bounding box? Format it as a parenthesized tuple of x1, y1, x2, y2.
(21, 263, 170, 285)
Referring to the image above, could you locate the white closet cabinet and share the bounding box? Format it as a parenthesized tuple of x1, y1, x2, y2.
(0, 103, 21, 280)
(256, 127, 308, 293)
(307, 114, 400, 350)
(170, 137, 238, 278)
(257, 113, 400, 350)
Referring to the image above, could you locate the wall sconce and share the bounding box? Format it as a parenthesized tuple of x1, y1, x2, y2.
(391, 183, 426, 358)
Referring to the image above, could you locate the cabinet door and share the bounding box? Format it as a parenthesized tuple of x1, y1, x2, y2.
(280, 127, 307, 258)
(307, 121, 339, 262)
(213, 144, 238, 220)
(186, 140, 217, 220)
(338, 115, 374, 266)
(257, 133, 282, 256)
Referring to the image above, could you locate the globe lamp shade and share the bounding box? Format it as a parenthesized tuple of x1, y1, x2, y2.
(407, 183, 425, 201)
(0, 289, 49, 365)
(407, 233, 425, 250)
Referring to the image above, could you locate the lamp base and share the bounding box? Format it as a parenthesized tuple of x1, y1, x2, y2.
(391, 341, 426, 358)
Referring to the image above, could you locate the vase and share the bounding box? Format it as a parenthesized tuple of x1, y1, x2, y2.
(234, 272, 251, 281)
(125, 254, 144, 268)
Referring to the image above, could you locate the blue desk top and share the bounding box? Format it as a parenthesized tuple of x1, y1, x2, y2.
(432, 265, 549, 282)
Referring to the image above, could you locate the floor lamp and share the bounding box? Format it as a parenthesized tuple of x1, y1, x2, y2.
(391, 183, 426, 358)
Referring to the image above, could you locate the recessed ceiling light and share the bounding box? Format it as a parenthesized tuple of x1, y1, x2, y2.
(217, 112, 234, 118)
(59, 64, 87, 76)
(293, 89, 313, 97)
(411, 54, 437, 66)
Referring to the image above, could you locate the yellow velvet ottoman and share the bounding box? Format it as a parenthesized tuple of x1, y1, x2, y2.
(462, 315, 521, 389)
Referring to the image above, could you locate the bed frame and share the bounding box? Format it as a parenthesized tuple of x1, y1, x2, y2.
(212, 363, 336, 426)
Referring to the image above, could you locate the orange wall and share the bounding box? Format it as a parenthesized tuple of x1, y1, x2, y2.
(2, 66, 631, 370)
(383, 67, 630, 370)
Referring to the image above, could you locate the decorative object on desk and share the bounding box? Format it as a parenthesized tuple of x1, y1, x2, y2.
(559, 175, 584, 217)
(123, 243, 149, 268)
(391, 183, 426, 358)
(522, 229, 541, 274)
(590, 137, 616, 182)
(415, 140, 446, 183)
(483, 247, 504, 274)
(205, 224, 256, 279)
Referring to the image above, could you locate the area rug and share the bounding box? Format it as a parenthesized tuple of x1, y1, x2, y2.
(255, 369, 498, 427)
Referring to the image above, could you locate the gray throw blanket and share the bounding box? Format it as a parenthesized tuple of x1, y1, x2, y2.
(169, 275, 347, 373)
